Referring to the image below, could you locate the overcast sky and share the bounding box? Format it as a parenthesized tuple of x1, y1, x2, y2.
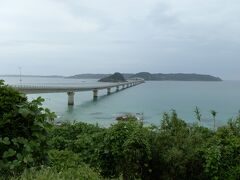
(0, 0, 240, 79)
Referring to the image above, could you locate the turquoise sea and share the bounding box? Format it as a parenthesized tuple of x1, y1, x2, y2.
(1, 76, 240, 127)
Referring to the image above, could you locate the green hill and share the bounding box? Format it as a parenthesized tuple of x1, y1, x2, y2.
(98, 72, 127, 82)
(67, 72, 222, 81)
(131, 72, 222, 81)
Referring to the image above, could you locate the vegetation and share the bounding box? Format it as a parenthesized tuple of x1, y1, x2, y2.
(1, 80, 240, 179)
(12, 165, 101, 180)
(0, 80, 55, 178)
(194, 106, 202, 126)
(211, 110, 217, 131)
(68, 72, 222, 81)
(98, 72, 126, 82)
(131, 72, 222, 81)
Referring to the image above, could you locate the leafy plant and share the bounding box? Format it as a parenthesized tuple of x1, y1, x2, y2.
(97, 119, 151, 179)
(211, 110, 217, 130)
(49, 122, 105, 166)
(1, 79, 240, 179)
(194, 106, 202, 125)
(12, 164, 102, 180)
(0, 80, 56, 177)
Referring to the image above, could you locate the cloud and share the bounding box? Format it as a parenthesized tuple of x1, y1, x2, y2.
(0, 0, 240, 79)
(148, 3, 179, 26)
(0, 0, 103, 35)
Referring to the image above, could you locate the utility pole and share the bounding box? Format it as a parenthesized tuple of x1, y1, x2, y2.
(19, 67, 22, 85)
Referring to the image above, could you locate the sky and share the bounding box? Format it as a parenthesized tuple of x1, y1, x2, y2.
(0, 0, 240, 80)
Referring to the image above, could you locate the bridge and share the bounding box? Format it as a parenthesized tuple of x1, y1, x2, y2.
(11, 79, 145, 106)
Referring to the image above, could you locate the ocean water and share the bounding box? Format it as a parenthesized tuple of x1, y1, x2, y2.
(1, 76, 240, 127)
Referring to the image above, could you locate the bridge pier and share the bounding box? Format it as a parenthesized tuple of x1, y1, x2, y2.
(13, 79, 145, 106)
(107, 88, 111, 95)
(93, 89, 98, 100)
(67, 92, 75, 106)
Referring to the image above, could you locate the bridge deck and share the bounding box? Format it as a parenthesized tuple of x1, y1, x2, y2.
(11, 79, 144, 94)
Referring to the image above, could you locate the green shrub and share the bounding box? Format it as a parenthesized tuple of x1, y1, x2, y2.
(10, 149, 102, 180)
(49, 122, 105, 165)
(48, 149, 82, 171)
(203, 120, 240, 179)
(148, 111, 211, 180)
(12, 165, 102, 180)
(97, 119, 151, 179)
(0, 80, 55, 177)
(2, 78, 240, 179)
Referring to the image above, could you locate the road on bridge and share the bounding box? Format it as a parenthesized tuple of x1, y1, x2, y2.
(11, 79, 145, 105)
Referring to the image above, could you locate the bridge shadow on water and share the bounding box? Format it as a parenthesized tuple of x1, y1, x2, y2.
(66, 89, 126, 113)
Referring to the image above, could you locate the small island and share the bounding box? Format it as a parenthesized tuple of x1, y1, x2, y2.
(98, 72, 127, 82)
(68, 72, 222, 81)
(131, 72, 222, 81)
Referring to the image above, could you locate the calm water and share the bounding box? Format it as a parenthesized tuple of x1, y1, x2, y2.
(2, 76, 240, 127)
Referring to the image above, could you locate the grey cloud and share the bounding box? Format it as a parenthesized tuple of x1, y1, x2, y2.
(0, 40, 73, 47)
(148, 3, 179, 26)
(0, 0, 240, 79)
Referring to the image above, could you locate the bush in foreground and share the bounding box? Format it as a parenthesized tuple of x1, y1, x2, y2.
(12, 165, 101, 180)
(47, 111, 240, 180)
(1, 79, 240, 179)
(0, 80, 55, 177)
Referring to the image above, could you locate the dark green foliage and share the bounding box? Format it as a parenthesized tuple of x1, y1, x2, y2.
(14, 164, 102, 180)
(194, 106, 202, 125)
(48, 149, 83, 170)
(0, 81, 55, 177)
(211, 110, 217, 130)
(13, 150, 102, 179)
(227, 114, 240, 136)
(131, 72, 222, 81)
(49, 122, 105, 165)
(148, 111, 210, 179)
(98, 72, 126, 82)
(203, 116, 240, 179)
(1, 79, 240, 179)
(97, 120, 151, 179)
(45, 112, 240, 179)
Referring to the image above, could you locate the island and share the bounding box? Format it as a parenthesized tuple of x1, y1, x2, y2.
(131, 72, 222, 81)
(68, 72, 222, 81)
(98, 72, 127, 82)
(1, 73, 222, 81)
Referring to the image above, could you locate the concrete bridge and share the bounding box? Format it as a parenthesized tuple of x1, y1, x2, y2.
(12, 79, 145, 105)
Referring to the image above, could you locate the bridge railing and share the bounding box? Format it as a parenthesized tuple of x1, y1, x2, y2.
(11, 79, 145, 91)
